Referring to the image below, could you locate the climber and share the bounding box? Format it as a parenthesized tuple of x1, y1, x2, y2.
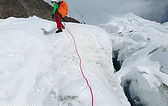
(51, 0, 65, 33)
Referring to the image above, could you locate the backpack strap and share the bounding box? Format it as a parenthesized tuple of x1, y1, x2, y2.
(58, 1, 62, 6)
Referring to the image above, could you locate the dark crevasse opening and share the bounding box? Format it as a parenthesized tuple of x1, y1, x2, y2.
(112, 50, 146, 106)
(123, 80, 146, 106)
(112, 50, 121, 72)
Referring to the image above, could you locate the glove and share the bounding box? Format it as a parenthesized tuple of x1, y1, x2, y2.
(52, 14, 54, 19)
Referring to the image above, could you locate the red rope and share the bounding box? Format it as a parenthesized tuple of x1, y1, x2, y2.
(66, 27, 94, 106)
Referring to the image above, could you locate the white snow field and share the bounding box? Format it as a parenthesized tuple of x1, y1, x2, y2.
(0, 16, 130, 106)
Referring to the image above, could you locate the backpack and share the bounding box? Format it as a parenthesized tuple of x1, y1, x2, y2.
(58, 0, 68, 18)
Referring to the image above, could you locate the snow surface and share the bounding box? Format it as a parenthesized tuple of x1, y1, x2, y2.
(100, 13, 168, 106)
(0, 16, 130, 106)
(1, 0, 168, 106)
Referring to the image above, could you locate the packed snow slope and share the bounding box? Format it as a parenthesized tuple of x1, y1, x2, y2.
(42, 0, 168, 105)
(0, 16, 130, 106)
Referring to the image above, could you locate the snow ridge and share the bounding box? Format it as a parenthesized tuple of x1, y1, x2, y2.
(0, 16, 130, 106)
